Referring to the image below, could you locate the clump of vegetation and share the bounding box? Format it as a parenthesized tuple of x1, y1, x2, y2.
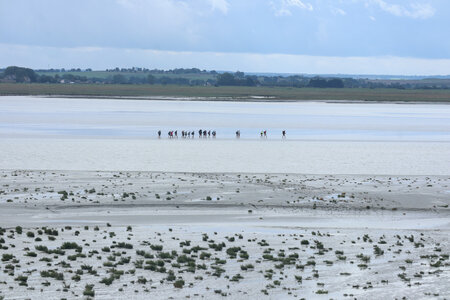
(358, 264, 368, 269)
(137, 277, 147, 284)
(40, 270, 64, 280)
(356, 253, 371, 263)
(35, 245, 65, 255)
(25, 251, 37, 257)
(58, 190, 68, 200)
(115, 242, 133, 249)
(83, 284, 95, 297)
(430, 260, 441, 268)
(209, 242, 226, 251)
(398, 273, 410, 282)
(44, 228, 59, 236)
(230, 273, 244, 282)
(166, 270, 176, 281)
(173, 279, 185, 288)
(15, 226, 23, 234)
(100, 275, 116, 285)
(373, 245, 384, 256)
(212, 266, 226, 277)
(2, 254, 14, 262)
(15, 275, 28, 286)
(61, 242, 82, 252)
(240, 264, 254, 271)
(226, 246, 241, 258)
(200, 252, 211, 260)
(72, 274, 81, 282)
(150, 244, 163, 251)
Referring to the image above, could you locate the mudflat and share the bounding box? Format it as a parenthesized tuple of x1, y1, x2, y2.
(0, 170, 448, 299)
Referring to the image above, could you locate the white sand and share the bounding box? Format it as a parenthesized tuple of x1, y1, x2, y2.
(1, 138, 450, 175)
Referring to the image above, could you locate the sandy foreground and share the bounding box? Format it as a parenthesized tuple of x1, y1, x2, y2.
(0, 170, 448, 299)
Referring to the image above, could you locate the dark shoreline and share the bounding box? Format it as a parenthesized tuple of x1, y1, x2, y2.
(1, 83, 450, 102)
(39, 95, 450, 104)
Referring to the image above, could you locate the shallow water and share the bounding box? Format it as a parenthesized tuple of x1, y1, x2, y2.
(0, 96, 449, 174)
(1, 96, 449, 141)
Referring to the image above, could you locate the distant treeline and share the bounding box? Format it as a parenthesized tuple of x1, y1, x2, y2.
(1, 66, 450, 89)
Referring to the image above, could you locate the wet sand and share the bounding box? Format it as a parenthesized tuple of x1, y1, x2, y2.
(2, 138, 450, 175)
(0, 97, 449, 299)
(0, 170, 448, 299)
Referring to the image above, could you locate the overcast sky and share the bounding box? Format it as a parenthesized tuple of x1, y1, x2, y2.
(1, 0, 449, 75)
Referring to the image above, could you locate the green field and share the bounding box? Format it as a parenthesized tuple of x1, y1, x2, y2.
(36, 70, 216, 81)
(1, 83, 450, 102)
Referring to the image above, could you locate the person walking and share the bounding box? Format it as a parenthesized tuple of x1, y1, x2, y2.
(158, 130, 161, 138)
(282, 130, 286, 138)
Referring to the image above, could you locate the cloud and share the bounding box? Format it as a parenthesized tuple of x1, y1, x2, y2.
(2, 43, 450, 76)
(116, 0, 229, 17)
(0, 0, 447, 61)
(331, 7, 347, 16)
(271, 0, 313, 17)
(285, 0, 313, 10)
(370, 0, 435, 19)
(114, 0, 202, 46)
(207, 0, 230, 14)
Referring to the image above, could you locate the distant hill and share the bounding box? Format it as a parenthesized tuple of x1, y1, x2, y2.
(1, 66, 449, 89)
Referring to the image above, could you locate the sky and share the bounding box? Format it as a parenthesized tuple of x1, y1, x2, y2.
(0, 0, 449, 75)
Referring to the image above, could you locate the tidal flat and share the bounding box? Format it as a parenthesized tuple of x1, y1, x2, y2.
(0, 170, 448, 299)
(0, 97, 449, 299)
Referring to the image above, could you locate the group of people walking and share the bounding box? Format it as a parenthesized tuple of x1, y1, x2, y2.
(158, 129, 216, 138)
(158, 129, 287, 139)
(260, 130, 268, 138)
(258, 130, 286, 138)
